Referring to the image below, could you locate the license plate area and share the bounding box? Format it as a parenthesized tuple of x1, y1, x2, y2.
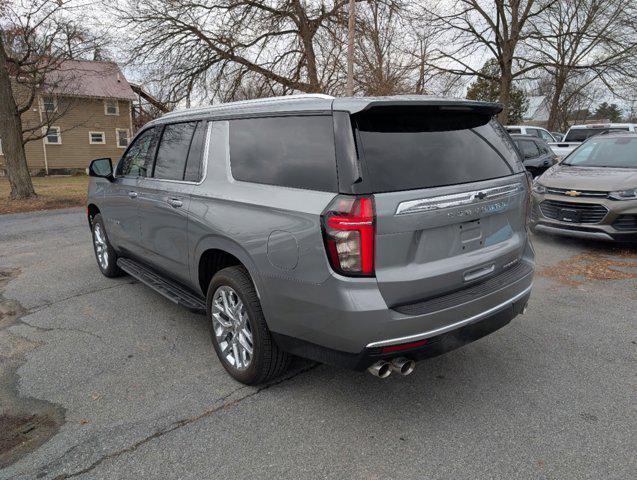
(559, 208, 580, 223)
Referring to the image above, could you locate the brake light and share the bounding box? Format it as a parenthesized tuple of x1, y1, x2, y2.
(322, 196, 375, 276)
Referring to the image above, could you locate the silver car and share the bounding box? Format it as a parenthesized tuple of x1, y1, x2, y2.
(87, 95, 535, 384)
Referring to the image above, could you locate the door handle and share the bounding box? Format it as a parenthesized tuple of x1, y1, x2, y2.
(167, 198, 183, 208)
(128, 191, 138, 199)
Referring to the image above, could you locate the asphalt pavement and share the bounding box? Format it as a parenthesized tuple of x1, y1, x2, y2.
(0, 207, 635, 479)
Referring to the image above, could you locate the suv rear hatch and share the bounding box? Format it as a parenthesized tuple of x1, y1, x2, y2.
(349, 104, 529, 307)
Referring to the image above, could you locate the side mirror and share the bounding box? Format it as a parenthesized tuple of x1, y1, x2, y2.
(88, 158, 113, 180)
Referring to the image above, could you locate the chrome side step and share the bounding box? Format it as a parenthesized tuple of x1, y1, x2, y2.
(117, 258, 206, 313)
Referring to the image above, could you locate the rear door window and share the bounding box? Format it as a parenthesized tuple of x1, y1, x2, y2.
(229, 115, 337, 192)
(153, 122, 197, 181)
(184, 121, 207, 182)
(353, 107, 515, 192)
(519, 140, 540, 158)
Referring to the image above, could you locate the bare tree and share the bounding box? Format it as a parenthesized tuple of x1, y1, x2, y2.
(0, 0, 96, 199)
(422, 0, 556, 122)
(526, 0, 637, 130)
(115, 0, 369, 103)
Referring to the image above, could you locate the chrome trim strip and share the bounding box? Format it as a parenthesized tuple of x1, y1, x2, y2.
(365, 284, 533, 349)
(534, 225, 614, 241)
(395, 182, 522, 215)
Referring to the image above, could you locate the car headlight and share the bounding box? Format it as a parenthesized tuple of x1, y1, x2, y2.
(609, 188, 637, 200)
(532, 181, 546, 194)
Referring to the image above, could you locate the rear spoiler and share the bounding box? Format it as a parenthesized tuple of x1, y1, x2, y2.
(334, 97, 503, 116)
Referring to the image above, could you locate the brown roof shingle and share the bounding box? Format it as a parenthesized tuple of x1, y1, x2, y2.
(44, 59, 136, 101)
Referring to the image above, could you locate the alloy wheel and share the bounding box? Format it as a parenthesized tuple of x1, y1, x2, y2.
(211, 286, 253, 370)
(93, 223, 109, 270)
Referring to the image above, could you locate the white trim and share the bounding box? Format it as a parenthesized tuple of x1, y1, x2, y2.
(116, 128, 130, 148)
(43, 126, 62, 145)
(104, 99, 120, 116)
(89, 131, 106, 144)
(40, 95, 57, 113)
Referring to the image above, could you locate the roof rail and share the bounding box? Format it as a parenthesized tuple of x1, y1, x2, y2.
(162, 93, 335, 119)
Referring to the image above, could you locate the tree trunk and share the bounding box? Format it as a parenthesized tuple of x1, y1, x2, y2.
(498, 69, 512, 124)
(0, 35, 36, 200)
(546, 72, 566, 132)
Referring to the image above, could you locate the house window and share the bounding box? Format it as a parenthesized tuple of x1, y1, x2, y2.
(89, 131, 105, 144)
(44, 126, 61, 144)
(116, 128, 130, 148)
(41, 96, 57, 113)
(104, 100, 119, 115)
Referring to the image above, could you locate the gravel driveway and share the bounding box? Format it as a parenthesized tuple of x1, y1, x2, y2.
(0, 207, 635, 479)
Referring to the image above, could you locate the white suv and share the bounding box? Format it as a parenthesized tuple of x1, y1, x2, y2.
(505, 125, 556, 142)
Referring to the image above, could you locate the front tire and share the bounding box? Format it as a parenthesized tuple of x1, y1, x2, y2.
(206, 266, 290, 385)
(91, 214, 123, 278)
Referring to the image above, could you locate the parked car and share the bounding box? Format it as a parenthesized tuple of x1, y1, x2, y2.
(87, 94, 535, 385)
(549, 123, 637, 158)
(505, 125, 556, 142)
(510, 134, 559, 177)
(551, 132, 564, 141)
(531, 132, 637, 242)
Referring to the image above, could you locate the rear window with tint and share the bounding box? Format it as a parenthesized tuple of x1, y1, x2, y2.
(153, 122, 197, 180)
(354, 108, 517, 192)
(229, 116, 337, 192)
(565, 127, 629, 142)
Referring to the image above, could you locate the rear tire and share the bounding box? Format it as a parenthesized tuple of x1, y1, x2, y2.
(91, 214, 123, 278)
(206, 266, 290, 385)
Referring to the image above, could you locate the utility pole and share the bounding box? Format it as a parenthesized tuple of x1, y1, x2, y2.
(346, 0, 355, 96)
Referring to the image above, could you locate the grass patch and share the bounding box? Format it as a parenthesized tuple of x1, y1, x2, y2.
(0, 176, 89, 215)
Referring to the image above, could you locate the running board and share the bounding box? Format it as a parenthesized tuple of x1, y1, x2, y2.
(117, 258, 206, 314)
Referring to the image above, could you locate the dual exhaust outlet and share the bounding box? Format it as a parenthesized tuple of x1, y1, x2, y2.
(367, 357, 415, 378)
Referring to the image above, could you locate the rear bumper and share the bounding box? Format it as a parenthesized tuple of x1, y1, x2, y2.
(273, 288, 530, 370)
(263, 244, 534, 362)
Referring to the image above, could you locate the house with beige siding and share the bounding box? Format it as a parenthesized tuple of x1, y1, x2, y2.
(0, 59, 136, 174)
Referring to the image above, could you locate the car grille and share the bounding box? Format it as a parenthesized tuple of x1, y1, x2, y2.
(539, 200, 608, 224)
(545, 187, 608, 198)
(612, 215, 637, 231)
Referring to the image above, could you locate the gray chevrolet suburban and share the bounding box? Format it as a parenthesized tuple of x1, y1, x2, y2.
(87, 94, 534, 385)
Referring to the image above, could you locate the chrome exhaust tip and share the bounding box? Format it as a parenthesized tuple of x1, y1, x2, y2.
(390, 357, 416, 376)
(368, 360, 392, 378)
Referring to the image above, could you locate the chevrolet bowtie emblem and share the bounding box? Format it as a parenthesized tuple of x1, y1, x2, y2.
(565, 190, 581, 197)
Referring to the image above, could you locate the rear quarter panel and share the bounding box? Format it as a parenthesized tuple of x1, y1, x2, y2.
(187, 121, 336, 325)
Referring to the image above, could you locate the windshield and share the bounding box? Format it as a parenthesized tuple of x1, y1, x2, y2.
(563, 136, 637, 168)
(565, 127, 628, 142)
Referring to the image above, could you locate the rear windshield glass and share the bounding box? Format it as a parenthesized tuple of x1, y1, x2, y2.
(354, 107, 517, 192)
(565, 127, 629, 142)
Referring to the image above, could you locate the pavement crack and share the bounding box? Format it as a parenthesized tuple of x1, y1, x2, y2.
(17, 319, 108, 344)
(27, 281, 137, 314)
(50, 362, 319, 480)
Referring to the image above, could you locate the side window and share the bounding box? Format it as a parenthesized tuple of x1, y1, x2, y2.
(153, 122, 197, 181)
(520, 140, 540, 158)
(184, 121, 207, 182)
(507, 127, 521, 134)
(526, 128, 541, 138)
(116, 128, 157, 177)
(538, 129, 554, 142)
(229, 115, 337, 192)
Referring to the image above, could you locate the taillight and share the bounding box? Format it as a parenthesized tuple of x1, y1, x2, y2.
(321, 195, 375, 277)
